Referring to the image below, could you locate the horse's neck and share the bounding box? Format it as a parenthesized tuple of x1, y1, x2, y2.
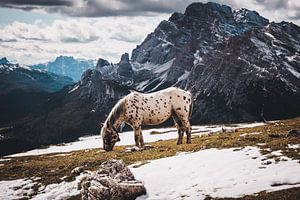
(109, 114, 124, 130)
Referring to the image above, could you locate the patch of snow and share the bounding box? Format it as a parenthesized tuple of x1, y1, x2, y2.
(264, 32, 275, 40)
(193, 50, 202, 65)
(32, 174, 85, 200)
(257, 143, 266, 146)
(284, 62, 300, 79)
(0, 158, 11, 162)
(0, 178, 38, 199)
(271, 150, 283, 156)
(286, 54, 297, 62)
(131, 147, 300, 199)
(7, 122, 265, 157)
(250, 37, 273, 60)
(136, 80, 151, 91)
(68, 84, 80, 93)
(288, 144, 300, 149)
(174, 70, 190, 84)
(240, 132, 261, 137)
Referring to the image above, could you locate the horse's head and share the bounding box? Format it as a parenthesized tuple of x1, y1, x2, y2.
(101, 123, 120, 151)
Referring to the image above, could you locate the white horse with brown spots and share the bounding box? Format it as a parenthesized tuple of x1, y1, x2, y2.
(100, 87, 193, 151)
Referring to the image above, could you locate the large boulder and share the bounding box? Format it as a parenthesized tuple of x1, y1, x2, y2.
(81, 159, 146, 200)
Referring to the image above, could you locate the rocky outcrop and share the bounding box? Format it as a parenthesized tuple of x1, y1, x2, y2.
(95, 58, 110, 70)
(81, 159, 146, 200)
(117, 53, 133, 78)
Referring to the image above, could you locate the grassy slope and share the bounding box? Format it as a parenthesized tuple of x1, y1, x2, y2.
(0, 117, 300, 199)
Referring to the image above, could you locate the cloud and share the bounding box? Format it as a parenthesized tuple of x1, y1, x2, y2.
(0, 15, 168, 65)
(0, 0, 299, 25)
(0, 0, 74, 7)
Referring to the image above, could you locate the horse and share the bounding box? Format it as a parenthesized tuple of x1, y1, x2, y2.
(100, 87, 193, 151)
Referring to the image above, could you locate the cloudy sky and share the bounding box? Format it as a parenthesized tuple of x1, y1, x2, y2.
(0, 0, 299, 65)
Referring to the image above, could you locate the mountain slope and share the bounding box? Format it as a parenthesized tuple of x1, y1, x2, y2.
(0, 57, 74, 125)
(0, 69, 130, 155)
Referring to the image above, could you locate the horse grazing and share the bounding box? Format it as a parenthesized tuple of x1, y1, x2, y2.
(100, 87, 193, 151)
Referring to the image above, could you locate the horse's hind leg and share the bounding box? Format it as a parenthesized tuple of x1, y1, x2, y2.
(175, 123, 184, 145)
(173, 111, 192, 144)
(172, 113, 184, 145)
(185, 121, 191, 144)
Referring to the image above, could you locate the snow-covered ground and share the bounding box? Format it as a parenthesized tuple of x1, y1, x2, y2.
(2, 146, 300, 200)
(7, 122, 265, 157)
(131, 146, 300, 200)
(0, 175, 84, 200)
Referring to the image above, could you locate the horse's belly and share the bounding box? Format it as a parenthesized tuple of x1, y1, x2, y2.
(142, 106, 171, 125)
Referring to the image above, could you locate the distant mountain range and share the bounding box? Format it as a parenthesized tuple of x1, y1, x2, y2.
(30, 56, 95, 81)
(1, 2, 300, 155)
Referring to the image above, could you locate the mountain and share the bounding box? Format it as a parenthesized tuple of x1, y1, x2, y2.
(30, 56, 95, 81)
(0, 68, 130, 155)
(0, 57, 74, 94)
(0, 57, 73, 126)
(97, 2, 300, 123)
(1, 2, 300, 155)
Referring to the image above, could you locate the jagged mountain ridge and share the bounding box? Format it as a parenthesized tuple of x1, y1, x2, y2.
(30, 56, 95, 81)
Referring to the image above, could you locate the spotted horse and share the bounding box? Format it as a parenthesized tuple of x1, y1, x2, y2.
(100, 87, 193, 151)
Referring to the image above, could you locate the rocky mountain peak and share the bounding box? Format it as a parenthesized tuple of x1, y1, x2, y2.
(184, 2, 233, 22)
(119, 53, 130, 64)
(0, 57, 9, 65)
(95, 58, 110, 70)
(233, 8, 269, 26)
(118, 53, 133, 77)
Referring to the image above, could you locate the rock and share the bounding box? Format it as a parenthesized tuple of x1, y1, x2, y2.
(288, 130, 300, 137)
(71, 166, 84, 176)
(117, 53, 133, 77)
(81, 159, 146, 200)
(268, 133, 286, 138)
(95, 58, 110, 70)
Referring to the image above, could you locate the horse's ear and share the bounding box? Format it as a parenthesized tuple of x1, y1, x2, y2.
(99, 122, 104, 128)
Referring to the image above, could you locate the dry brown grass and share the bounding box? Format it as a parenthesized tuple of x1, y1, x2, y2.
(0, 117, 300, 199)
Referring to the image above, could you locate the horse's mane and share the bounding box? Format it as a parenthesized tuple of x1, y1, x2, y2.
(105, 97, 126, 127)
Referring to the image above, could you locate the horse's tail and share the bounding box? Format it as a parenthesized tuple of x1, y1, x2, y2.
(188, 92, 193, 120)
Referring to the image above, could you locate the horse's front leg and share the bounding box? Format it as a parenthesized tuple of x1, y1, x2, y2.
(134, 127, 140, 147)
(134, 126, 144, 148)
(139, 128, 144, 148)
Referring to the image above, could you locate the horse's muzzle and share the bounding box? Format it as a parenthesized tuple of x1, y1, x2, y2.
(103, 144, 114, 151)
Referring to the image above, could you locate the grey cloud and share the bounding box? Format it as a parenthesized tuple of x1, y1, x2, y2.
(110, 34, 141, 43)
(254, 0, 288, 9)
(60, 35, 100, 43)
(0, 0, 74, 7)
(0, 0, 196, 17)
(0, 0, 300, 23)
(0, 38, 17, 42)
